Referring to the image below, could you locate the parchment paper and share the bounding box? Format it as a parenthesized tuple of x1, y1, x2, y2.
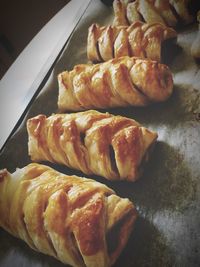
(0, 0, 200, 266)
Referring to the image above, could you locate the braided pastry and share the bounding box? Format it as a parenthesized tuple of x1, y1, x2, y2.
(57, 56, 173, 111)
(113, 0, 194, 28)
(0, 163, 137, 267)
(87, 22, 177, 62)
(27, 110, 158, 181)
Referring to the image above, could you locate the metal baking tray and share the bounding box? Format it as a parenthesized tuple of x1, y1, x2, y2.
(0, 0, 200, 266)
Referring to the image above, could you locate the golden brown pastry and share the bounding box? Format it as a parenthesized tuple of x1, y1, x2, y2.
(191, 10, 200, 59)
(113, 0, 194, 27)
(0, 163, 137, 267)
(27, 110, 158, 181)
(57, 56, 173, 111)
(87, 22, 177, 62)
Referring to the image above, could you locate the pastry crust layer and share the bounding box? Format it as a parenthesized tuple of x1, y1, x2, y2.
(58, 56, 174, 111)
(113, 0, 194, 27)
(0, 163, 137, 267)
(87, 22, 177, 62)
(27, 110, 158, 181)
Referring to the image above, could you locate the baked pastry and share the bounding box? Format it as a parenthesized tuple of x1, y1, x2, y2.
(191, 10, 200, 59)
(113, 0, 194, 28)
(27, 110, 158, 181)
(87, 22, 177, 62)
(0, 163, 137, 267)
(57, 56, 174, 111)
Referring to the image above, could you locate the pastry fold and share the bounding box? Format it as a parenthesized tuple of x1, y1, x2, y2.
(113, 0, 194, 28)
(0, 163, 137, 267)
(58, 56, 173, 111)
(87, 22, 177, 62)
(27, 110, 158, 181)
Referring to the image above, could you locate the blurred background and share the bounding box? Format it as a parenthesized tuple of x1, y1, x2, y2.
(0, 0, 70, 79)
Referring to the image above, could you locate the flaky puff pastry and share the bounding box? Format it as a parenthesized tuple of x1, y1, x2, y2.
(0, 163, 137, 267)
(113, 0, 194, 28)
(87, 22, 177, 62)
(58, 56, 173, 111)
(27, 110, 158, 181)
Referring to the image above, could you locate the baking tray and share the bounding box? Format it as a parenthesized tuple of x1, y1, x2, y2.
(0, 0, 200, 266)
